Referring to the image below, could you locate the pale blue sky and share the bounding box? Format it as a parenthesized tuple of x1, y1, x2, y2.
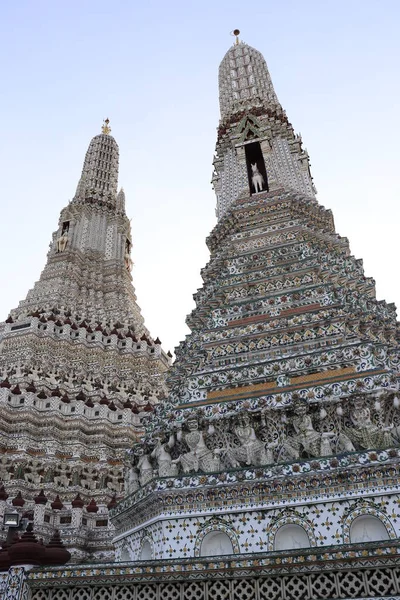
(1, 1, 399, 354)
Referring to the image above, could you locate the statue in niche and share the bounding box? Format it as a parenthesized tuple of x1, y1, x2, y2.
(227, 412, 273, 467)
(124, 465, 140, 495)
(99, 471, 108, 488)
(251, 163, 264, 193)
(2, 469, 11, 481)
(175, 416, 220, 474)
(82, 466, 98, 491)
(105, 466, 123, 493)
(150, 432, 179, 478)
(344, 394, 393, 449)
(283, 399, 335, 458)
(134, 446, 154, 486)
(124, 239, 133, 271)
(56, 229, 69, 253)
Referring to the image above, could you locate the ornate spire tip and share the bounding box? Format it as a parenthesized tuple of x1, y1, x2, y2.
(231, 29, 240, 45)
(102, 118, 111, 135)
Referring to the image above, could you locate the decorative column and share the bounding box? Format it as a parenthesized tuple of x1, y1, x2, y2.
(71, 493, 84, 528)
(33, 490, 48, 526)
(3, 567, 28, 600)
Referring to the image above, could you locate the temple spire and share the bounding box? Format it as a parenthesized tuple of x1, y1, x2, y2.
(8, 127, 146, 330)
(218, 40, 281, 120)
(213, 39, 316, 218)
(74, 126, 119, 202)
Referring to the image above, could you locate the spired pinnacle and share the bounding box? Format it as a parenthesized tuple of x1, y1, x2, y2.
(218, 39, 281, 121)
(74, 126, 119, 200)
(231, 28, 240, 45)
(101, 118, 111, 135)
(116, 187, 126, 212)
(214, 38, 316, 218)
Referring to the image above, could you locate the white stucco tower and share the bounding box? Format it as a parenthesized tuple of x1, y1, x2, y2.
(0, 121, 170, 562)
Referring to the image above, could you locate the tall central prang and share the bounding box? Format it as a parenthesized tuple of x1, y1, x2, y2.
(112, 33, 400, 564)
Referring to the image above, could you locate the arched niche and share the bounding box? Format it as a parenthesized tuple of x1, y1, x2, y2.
(274, 524, 311, 551)
(200, 530, 234, 557)
(140, 539, 153, 560)
(119, 547, 130, 562)
(245, 141, 269, 195)
(350, 515, 390, 543)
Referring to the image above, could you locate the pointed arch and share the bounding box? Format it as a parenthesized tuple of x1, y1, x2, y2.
(139, 537, 154, 560)
(236, 114, 263, 144)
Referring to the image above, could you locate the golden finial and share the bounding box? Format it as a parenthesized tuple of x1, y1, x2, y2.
(231, 29, 240, 45)
(102, 118, 111, 135)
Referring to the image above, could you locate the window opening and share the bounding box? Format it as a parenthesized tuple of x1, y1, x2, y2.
(244, 141, 268, 195)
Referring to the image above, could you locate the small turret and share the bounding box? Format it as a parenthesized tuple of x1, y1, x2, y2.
(116, 188, 126, 212)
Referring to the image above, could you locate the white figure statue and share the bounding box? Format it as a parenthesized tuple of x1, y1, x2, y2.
(107, 466, 123, 493)
(124, 250, 133, 271)
(344, 394, 393, 449)
(228, 412, 272, 467)
(151, 433, 178, 478)
(124, 466, 140, 495)
(54, 463, 71, 488)
(56, 230, 69, 253)
(135, 447, 153, 486)
(82, 466, 98, 491)
(24, 459, 43, 485)
(124, 239, 133, 271)
(283, 399, 335, 458)
(251, 163, 264, 193)
(176, 416, 220, 474)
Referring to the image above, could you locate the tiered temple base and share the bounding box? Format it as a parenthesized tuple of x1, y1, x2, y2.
(3, 544, 400, 600)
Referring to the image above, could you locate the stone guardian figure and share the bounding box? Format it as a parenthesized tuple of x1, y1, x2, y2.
(344, 394, 393, 449)
(227, 412, 273, 467)
(176, 416, 220, 473)
(151, 433, 179, 478)
(283, 399, 335, 458)
(134, 446, 153, 486)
